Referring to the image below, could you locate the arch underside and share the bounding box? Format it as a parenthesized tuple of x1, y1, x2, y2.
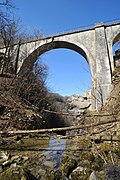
(19, 41, 89, 75)
(40, 41, 88, 60)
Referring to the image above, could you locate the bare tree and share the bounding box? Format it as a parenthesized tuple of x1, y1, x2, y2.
(0, 0, 67, 130)
(0, 0, 15, 25)
(0, 0, 19, 75)
(0, 19, 19, 75)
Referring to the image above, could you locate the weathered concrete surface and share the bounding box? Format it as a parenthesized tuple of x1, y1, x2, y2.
(0, 22, 120, 110)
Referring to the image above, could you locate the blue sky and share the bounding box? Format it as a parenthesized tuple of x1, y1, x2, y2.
(13, 0, 120, 96)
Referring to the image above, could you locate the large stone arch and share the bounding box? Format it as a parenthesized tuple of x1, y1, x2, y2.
(19, 40, 93, 78)
(19, 41, 94, 98)
(18, 40, 96, 108)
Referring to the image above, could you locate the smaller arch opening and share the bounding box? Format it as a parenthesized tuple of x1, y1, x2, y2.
(112, 33, 120, 67)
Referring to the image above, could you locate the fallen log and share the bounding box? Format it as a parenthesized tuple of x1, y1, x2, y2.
(0, 118, 119, 135)
(43, 109, 120, 117)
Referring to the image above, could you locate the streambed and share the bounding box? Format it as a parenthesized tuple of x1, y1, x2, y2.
(40, 137, 66, 169)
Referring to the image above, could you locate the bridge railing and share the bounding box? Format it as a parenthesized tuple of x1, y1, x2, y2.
(48, 18, 120, 38)
(0, 18, 120, 47)
(103, 18, 120, 26)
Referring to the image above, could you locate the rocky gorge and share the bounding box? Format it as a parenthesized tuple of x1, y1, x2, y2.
(0, 66, 120, 179)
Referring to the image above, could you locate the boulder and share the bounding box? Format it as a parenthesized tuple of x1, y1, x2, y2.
(69, 166, 87, 179)
(89, 171, 99, 180)
(105, 164, 120, 180)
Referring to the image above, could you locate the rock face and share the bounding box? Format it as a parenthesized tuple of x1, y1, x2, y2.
(65, 90, 91, 114)
(49, 91, 92, 127)
(50, 90, 91, 116)
(64, 91, 91, 128)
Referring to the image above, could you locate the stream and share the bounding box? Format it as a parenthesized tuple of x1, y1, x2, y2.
(39, 137, 66, 169)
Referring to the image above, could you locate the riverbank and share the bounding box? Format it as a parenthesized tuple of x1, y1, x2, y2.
(0, 132, 120, 179)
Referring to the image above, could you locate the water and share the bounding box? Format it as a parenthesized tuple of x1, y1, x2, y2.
(42, 137, 66, 169)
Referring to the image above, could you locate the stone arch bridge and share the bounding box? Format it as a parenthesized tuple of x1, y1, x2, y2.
(1, 21, 120, 110)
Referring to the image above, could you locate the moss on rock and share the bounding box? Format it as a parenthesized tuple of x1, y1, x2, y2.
(43, 156, 77, 179)
(0, 166, 36, 180)
(60, 156, 77, 177)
